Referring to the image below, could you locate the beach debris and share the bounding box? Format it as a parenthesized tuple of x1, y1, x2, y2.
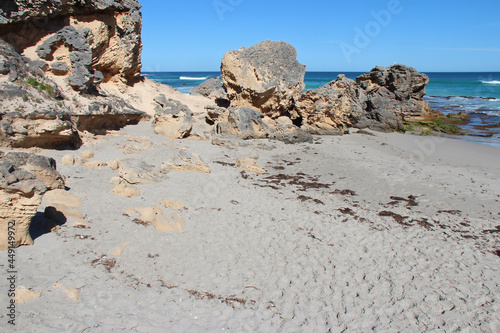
(91, 254, 117, 272)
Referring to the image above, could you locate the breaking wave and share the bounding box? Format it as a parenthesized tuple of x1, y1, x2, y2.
(481, 80, 500, 85)
(179, 76, 208, 80)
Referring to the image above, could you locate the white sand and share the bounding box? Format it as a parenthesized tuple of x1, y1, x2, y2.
(1, 120, 499, 332)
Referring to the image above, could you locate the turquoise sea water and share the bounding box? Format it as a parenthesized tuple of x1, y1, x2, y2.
(142, 71, 500, 148)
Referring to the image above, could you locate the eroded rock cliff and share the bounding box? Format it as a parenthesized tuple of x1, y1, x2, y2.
(0, 0, 142, 88)
(0, 0, 148, 149)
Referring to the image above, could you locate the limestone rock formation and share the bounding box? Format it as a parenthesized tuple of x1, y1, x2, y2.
(215, 107, 312, 143)
(0, 4, 148, 149)
(0, 0, 143, 88)
(0, 151, 64, 250)
(221, 40, 306, 118)
(152, 95, 193, 140)
(294, 65, 430, 134)
(356, 64, 431, 121)
(295, 75, 368, 135)
(215, 107, 269, 140)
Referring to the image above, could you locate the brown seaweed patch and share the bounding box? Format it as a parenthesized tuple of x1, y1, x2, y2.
(437, 210, 462, 215)
(378, 211, 410, 225)
(338, 207, 356, 216)
(91, 255, 116, 272)
(330, 189, 357, 196)
(187, 290, 255, 309)
(387, 195, 418, 208)
(482, 225, 500, 234)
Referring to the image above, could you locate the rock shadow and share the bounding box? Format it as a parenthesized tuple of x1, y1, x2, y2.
(29, 207, 67, 241)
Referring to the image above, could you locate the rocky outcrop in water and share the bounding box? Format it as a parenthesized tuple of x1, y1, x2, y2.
(190, 77, 225, 100)
(220, 40, 306, 118)
(219, 41, 429, 135)
(0, 151, 64, 250)
(357, 64, 431, 121)
(294, 65, 431, 133)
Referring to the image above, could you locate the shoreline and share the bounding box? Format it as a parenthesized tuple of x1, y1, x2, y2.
(143, 72, 500, 149)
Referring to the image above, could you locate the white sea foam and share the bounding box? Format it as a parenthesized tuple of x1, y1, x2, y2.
(179, 76, 208, 80)
(481, 80, 500, 85)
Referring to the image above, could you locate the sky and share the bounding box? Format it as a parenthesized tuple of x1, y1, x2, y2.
(140, 0, 500, 72)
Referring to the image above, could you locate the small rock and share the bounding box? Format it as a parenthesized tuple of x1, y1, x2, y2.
(81, 150, 94, 159)
(161, 151, 211, 174)
(14, 286, 42, 303)
(160, 199, 186, 211)
(84, 160, 105, 168)
(236, 157, 266, 174)
(110, 242, 130, 256)
(107, 160, 119, 170)
(61, 154, 76, 166)
(109, 181, 140, 197)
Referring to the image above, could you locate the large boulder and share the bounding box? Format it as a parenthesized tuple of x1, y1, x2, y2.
(221, 40, 306, 118)
(0, 151, 64, 250)
(190, 77, 226, 100)
(215, 107, 269, 140)
(356, 64, 431, 120)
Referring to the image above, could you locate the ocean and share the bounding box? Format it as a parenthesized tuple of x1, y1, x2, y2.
(142, 71, 500, 148)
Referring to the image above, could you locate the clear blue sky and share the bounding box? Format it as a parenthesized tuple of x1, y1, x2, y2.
(140, 0, 500, 72)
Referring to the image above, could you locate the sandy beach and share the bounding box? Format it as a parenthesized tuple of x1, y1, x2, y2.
(1, 115, 499, 332)
(1, 1, 499, 331)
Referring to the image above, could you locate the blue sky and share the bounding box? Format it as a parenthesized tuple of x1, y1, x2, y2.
(140, 0, 500, 72)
